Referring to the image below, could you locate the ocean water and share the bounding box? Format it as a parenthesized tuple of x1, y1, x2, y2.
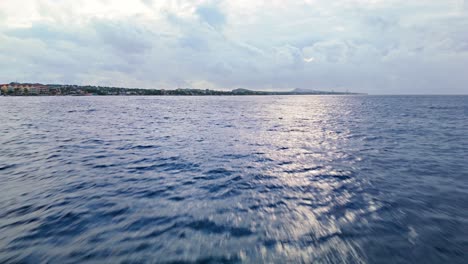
(0, 95, 467, 263)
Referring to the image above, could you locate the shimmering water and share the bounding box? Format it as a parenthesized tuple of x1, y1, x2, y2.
(0, 95, 467, 263)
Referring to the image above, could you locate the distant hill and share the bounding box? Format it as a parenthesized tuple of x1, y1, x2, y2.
(231, 88, 257, 94)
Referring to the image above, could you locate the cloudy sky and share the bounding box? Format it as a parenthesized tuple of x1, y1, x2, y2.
(1, 0, 467, 94)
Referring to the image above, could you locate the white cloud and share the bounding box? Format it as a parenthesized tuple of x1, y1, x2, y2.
(0, 0, 467, 93)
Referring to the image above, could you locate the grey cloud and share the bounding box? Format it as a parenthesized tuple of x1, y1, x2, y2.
(273, 45, 304, 68)
(179, 34, 209, 51)
(303, 41, 350, 63)
(92, 19, 152, 55)
(3, 23, 90, 46)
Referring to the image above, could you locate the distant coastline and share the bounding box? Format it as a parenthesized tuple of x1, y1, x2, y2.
(0, 82, 365, 96)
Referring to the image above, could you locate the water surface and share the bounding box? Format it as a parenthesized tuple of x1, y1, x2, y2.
(1, 95, 467, 263)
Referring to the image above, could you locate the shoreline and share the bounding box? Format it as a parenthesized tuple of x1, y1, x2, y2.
(0, 82, 363, 96)
(0, 93, 367, 97)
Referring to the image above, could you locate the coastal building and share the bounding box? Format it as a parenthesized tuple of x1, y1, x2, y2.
(0, 84, 8, 94)
(29, 84, 49, 94)
(0, 83, 49, 95)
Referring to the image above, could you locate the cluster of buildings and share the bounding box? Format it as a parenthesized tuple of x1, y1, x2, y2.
(0, 83, 50, 95)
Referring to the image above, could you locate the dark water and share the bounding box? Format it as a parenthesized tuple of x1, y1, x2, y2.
(1, 95, 467, 263)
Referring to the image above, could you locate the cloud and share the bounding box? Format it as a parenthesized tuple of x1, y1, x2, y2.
(4, 23, 89, 47)
(302, 40, 350, 63)
(92, 19, 152, 55)
(0, 0, 467, 94)
(196, 4, 226, 29)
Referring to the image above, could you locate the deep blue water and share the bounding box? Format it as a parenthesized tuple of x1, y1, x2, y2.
(0, 95, 467, 263)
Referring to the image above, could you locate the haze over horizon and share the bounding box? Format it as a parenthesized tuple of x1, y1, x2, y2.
(1, 0, 468, 94)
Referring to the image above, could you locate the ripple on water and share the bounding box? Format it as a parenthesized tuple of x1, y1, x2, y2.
(0, 96, 467, 263)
